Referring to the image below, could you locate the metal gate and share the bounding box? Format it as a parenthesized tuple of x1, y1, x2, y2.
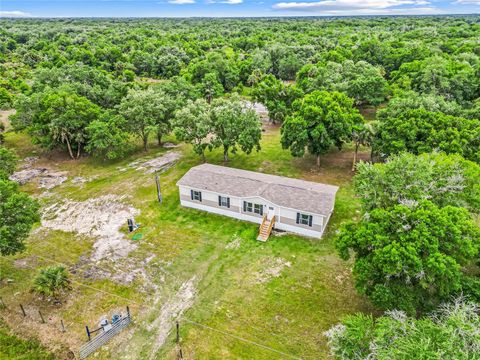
(79, 314, 131, 359)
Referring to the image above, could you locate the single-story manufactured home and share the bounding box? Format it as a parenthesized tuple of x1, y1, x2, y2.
(177, 164, 339, 240)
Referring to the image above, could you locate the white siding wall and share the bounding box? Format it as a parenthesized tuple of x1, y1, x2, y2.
(178, 185, 328, 239)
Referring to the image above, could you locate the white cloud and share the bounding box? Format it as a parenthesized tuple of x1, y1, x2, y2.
(206, 0, 243, 4)
(0, 10, 31, 17)
(273, 0, 431, 10)
(271, 0, 445, 14)
(453, 0, 480, 4)
(168, 0, 195, 4)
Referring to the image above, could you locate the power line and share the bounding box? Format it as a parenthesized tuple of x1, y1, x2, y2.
(181, 318, 303, 360)
(0, 244, 304, 359)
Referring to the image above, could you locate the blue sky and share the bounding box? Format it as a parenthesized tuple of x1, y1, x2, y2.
(1, 0, 479, 18)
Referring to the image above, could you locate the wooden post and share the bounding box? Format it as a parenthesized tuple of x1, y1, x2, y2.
(176, 321, 180, 344)
(126, 306, 130, 318)
(38, 310, 45, 323)
(86, 325, 91, 341)
(61, 319, 66, 333)
(179, 348, 183, 360)
(155, 175, 162, 203)
(20, 304, 26, 317)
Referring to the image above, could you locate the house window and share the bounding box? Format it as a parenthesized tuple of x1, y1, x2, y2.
(296, 212, 313, 227)
(191, 190, 202, 202)
(218, 195, 230, 208)
(243, 201, 263, 215)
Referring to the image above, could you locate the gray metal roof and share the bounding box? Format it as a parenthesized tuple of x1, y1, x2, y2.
(177, 164, 339, 216)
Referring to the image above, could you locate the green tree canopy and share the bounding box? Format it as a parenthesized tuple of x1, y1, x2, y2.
(0, 179, 39, 256)
(85, 112, 130, 160)
(172, 98, 211, 159)
(0, 147, 18, 180)
(281, 90, 363, 167)
(117, 88, 166, 151)
(354, 152, 480, 213)
(297, 60, 389, 106)
(11, 88, 101, 159)
(325, 298, 480, 360)
(251, 74, 303, 123)
(374, 109, 480, 163)
(336, 201, 480, 314)
(210, 95, 262, 162)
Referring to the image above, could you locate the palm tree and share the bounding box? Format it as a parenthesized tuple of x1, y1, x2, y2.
(33, 266, 70, 299)
(351, 121, 377, 171)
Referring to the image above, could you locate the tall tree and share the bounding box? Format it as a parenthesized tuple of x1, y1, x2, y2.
(351, 122, 376, 171)
(373, 109, 480, 163)
(85, 112, 130, 160)
(354, 152, 480, 213)
(172, 99, 211, 160)
(210, 96, 262, 162)
(118, 88, 166, 151)
(0, 147, 18, 179)
(336, 201, 480, 314)
(0, 179, 40, 256)
(11, 89, 100, 159)
(281, 90, 363, 167)
(251, 74, 303, 123)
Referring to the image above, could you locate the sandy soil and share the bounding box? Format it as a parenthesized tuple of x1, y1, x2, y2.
(41, 195, 140, 262)
(147, 276, 197, 359)
(128, 151, 182, 174)
(9, 156, 68, 189)
(254, 257, 292, 284)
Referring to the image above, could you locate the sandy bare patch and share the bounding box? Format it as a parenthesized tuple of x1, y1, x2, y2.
(148, 276, 197, 358)
(71, 175, 98, 185)
(10, 168, 48, 185)
(38, 171, 68, 189)
(10, 156, 68, 189)
(225, 235, 241, 250)
(20, 156, 39, 169)
(254, 257, 291, 284)
(41, 195, 139, 261)
(162, 142, 179, 149)
(128, 151, 182, 174)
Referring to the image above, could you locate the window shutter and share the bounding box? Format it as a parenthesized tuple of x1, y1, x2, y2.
(218, 196, 221, 206)
(227, 198, 230, 208)
(190, 189, 194, 200)
(308, 215, 313, 227)
(199, 192, 202, 202)
(243, 201, 246, 212)
(296, 212, 300, 224)
(260, 206, 263, 216)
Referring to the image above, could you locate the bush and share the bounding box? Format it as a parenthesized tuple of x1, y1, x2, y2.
(32, 266, 70, 298)
(325, 298, 480, 359)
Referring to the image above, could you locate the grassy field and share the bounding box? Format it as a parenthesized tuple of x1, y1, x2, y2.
(0, 124, 375, 359)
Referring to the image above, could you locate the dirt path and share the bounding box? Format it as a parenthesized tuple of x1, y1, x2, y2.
(147, 276, 197, 359)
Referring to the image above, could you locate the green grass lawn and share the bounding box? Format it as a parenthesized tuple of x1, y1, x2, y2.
(0, 320, 54, 360)
(0, 125, 375, 359)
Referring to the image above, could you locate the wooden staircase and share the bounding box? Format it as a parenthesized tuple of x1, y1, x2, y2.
(257, 214, 275, 242)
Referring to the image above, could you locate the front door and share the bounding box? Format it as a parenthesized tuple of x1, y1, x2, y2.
(267, 206, 275, 221)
